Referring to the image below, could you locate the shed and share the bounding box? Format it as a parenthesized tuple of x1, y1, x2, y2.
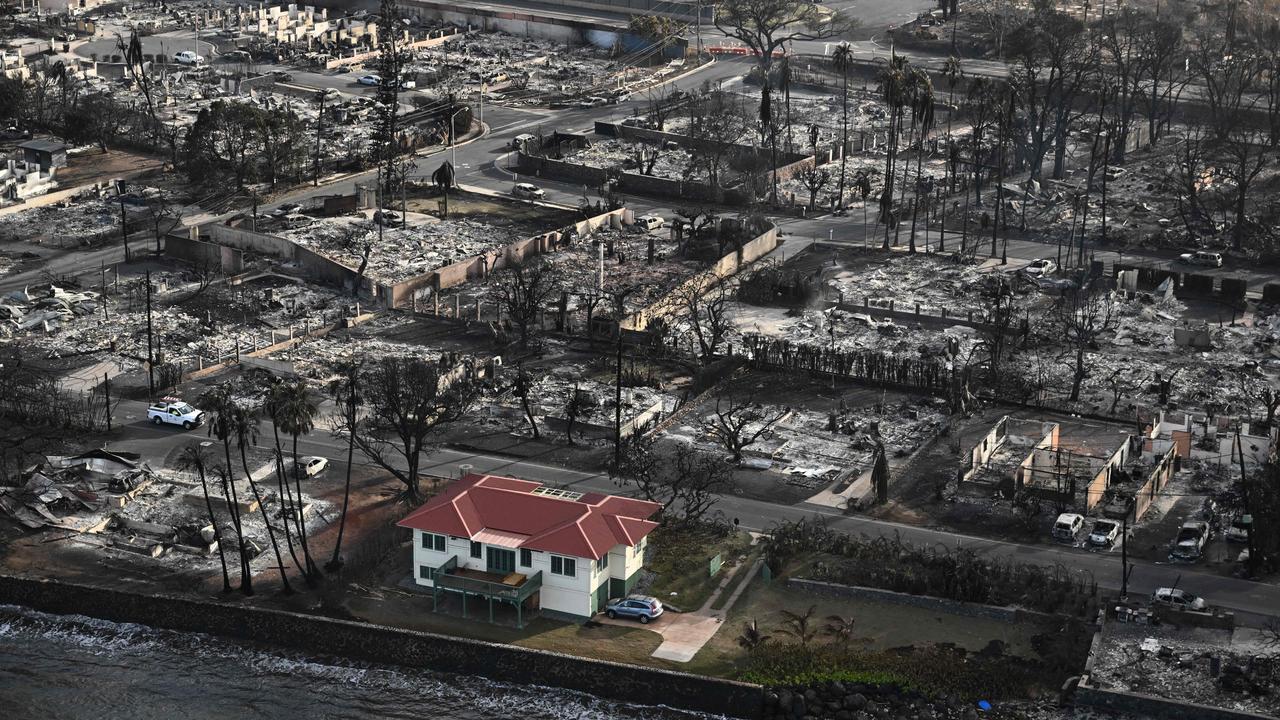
(18, 139, 67, 172)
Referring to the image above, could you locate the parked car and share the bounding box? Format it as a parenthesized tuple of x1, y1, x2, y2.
(400, 75, 417, 89)
(296, 456, 329, 477)
(1088, 519, 1121, 547)
(334, 65, 352, 74)
(174, 50, 205, 65)
(635, 214, 664, 231)
(1022, 258, 1057, 277)
(511, 133, 536, 150)
(1177, 250, 1223, 267)
(512, 182, 545, 200)
(1052, 513, 1084, 542)
(223, 50, 251, 64)
(605, 595, 664, 624)
(147, 399, 205, 430)
(357, 74, 382, 86)
(620, 116, 653, 129)
(576, 96, 608, 109)
(271, 202, 303, 216)
(269, 70, 293, 82)
(1171, 520, 1210, 560)
(608, 90, 632, 103)
(1151, 587, 1206, 611)
(1226, 514, 1252, 543)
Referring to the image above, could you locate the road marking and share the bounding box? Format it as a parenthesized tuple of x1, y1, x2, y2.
(489, 118, 553, 135)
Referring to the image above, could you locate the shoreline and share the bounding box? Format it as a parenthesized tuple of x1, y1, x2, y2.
(0, 573, 761, 719)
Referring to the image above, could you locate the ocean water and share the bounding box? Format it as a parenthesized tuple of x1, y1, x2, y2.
(0, 605, 720, 720)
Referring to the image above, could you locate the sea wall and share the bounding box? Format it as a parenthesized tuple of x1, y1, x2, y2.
(0, 574, 762, 719)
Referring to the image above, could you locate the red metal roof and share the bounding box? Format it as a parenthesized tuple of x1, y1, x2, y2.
(398, 474, 660, 559)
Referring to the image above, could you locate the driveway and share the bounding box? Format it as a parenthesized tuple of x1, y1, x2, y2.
(596, 555, 763, 663)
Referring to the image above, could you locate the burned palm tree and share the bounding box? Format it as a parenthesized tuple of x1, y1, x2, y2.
(231, 395, 294, 594)
(177, 444, 232, 593)
(832, 42, 855, 209)
(200, 384, 254, 596)
(432, 160, 456, 218)
(264, 378, 320, 582)
(877, 52, 910, 249)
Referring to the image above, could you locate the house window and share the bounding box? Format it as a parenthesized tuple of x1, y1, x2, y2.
(420, 533, 445, 552)
(519, 549, 532, 568)
(470, 541, 482, 559)
(418, 565, 436, 580)
(551, 555, 576, 577)
(597, 553, 609, 572)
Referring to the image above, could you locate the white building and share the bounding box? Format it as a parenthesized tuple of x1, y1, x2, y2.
(398, 473, 659, 625)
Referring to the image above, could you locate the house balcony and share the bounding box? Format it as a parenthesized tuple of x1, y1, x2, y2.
(430, 556, 542, 626)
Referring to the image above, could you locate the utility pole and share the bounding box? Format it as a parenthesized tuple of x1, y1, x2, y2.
(1235, 431, 1257, 576)
(103, 372, 112, 432)
(144, 269, 155, 399)
(118, 189, 130, 263)
(608, 286, 635, 468)
(100, 262, 109, 321)
(313, 91, 326, 186)
(1120, 496, 1134, 600)
(695, 0, 703, 58)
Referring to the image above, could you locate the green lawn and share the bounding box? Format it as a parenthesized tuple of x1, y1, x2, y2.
(644, 526, 755, 612)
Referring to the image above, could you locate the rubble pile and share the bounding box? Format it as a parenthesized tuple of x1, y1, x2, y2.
(1090, 624, 1279, 717)
(567, 139, 703, 181)
(0, 195, 122, 242)
(280, 214, 523, 284)
(0, 451, 152, 532)
(269, 333, 447, 384)
(671, 90, 892, 148)
(410, 33, 657, 105)
(825, 253, 1012, 316)
(0, 285, 101, 340)
(547, 228, 705, 313)
(729, 304, 979, 363)
(667, 399, 946, 487)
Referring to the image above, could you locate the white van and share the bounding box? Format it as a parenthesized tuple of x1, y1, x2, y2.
(512, 133, 536, 150)
(635, 214, 664, 231)
(1052, 513, 1084, 542)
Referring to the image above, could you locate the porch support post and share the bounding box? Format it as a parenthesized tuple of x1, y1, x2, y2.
(488, 596, 494, 624)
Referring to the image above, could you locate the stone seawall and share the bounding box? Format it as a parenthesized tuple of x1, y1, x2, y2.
(0, 574, 762, 718)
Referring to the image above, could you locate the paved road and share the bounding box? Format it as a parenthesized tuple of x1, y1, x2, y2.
(107, 398, 1279, 626)
(77, 29, 216, 63)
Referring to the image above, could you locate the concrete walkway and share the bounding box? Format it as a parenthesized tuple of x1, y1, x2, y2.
(599, 550, 763, 663)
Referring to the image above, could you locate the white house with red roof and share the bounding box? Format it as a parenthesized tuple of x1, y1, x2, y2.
(398, 473, 661, 623)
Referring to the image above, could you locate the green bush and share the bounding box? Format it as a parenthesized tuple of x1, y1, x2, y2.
(763, 520, 1099, 617)
(740, 642, 1046, 700)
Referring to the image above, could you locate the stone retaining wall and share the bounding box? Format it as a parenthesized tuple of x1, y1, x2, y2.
(0, 574, 762, 719)
(787, 578, 1058, 625)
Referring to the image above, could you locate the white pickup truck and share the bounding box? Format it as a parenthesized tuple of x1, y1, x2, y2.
(148, 399, 205, 430)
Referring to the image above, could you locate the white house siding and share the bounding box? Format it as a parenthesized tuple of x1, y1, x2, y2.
(411, 531, 637, 618)
(411, 530, 456, 588)
(530, 550, 592, 617)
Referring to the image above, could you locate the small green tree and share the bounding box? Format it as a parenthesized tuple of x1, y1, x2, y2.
(738, 617, 771, 650)
(777, 605, 819, 646)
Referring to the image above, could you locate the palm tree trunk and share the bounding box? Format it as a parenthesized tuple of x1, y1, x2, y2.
(269, 424, 306, 580)
(238, 437, 293, 594)
(328, 395, 357, 572)
(291, 431, 318, 578)
(273, 447, 309, 581)
(196, 462, 233, 593)
(838, 71, 849, 207)
(221, 441, 253, 595)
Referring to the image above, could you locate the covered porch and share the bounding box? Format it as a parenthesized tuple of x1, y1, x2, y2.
(432, 556, 543, 629)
